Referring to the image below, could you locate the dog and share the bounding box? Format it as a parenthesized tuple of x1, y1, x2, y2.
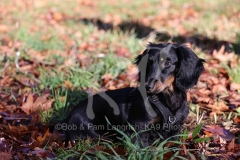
(65, 43, 205, 146)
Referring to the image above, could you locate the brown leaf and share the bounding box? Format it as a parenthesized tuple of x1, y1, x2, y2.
(37, 129, 51, 144)
(63, 80, 74, 90)
(77, 53, 88, 60)
(206, 101, 229, 112)
(33, 94, 53, 112)
(108, 86, 116, 90)
(198, 88, 212, 96)
(19, 64, 33, 72)
(227, 138, 235, 152)
(212, 45, 237, 62)
(29, 147, 55, 159)
(0, 24, 9, 33)
(203, 131, 213, 137)
(52, 12, 63, 21)
(79, 42, 89, 50)
(21, 93, 34, 115)
(126, 64, 138, 76)
(2, 105, 17, 114)
(233, 117, 240, 123)
(116, 47, 130, 58)
(102, 74, 113, 86)
(0, 151, 12, 160)
(212, 84, 228, 94)
(196, 97, 211, 103)
(230, 82, 240, 91)
(5, 125, 29, 138)
(209, 76, 219, 85)
(202, 125, 234, 141)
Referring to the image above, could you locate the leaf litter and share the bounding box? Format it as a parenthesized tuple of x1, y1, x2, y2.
(0, 0, 240, 159)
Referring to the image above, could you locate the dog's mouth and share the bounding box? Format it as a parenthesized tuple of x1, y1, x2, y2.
(146, 81, 164, 94)
(146, 81, 173, 94)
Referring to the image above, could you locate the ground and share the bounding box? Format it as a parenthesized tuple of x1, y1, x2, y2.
(0, 0, 240, 159)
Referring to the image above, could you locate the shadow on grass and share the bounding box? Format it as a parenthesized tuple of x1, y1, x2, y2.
(76, 18, 240, 55)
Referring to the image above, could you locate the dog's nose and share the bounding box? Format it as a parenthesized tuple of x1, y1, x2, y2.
(145, 84, 152, 91)
(145, 78, 156, 91)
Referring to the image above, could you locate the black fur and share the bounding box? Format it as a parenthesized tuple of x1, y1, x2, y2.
(65, 43, 205, 146)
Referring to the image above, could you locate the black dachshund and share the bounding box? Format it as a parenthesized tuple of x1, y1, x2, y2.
(65, 43, 205, 146)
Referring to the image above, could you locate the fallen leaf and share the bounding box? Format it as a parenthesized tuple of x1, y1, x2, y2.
(209, 76, 219, 85)
(212, 84, 228, 94)
(202, 125, 234, 141)
(21, 93, 34, 115)
(29, 147, 56, 159)
(212, 45, 237, 62)
(203, 131, 213, 137)
(227, 138, 235, 152)
(63, 80, 74, 90)
(108, 86, 116, 90)
(198, 88, 212, 96)
(0, 151, 12, 160)
(79, 42, 89, 50)
(52, 12, 63, 21)
(197, 96, 211, 103)
(116, 47, 130, 58)
(206, 101, 229, 112)
(0, 24, 9, 33)
(37, 129, 51, 144)
(233, 117, 240, 123)
(230, 82, 240, 91)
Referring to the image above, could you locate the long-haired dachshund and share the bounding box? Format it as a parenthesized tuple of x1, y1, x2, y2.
(65, 43, 205, 146)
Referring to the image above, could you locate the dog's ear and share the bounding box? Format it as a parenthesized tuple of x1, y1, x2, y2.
(175, 45, 205, 91)
(134, 49, 149, 66)
(134, 48, 150, 82)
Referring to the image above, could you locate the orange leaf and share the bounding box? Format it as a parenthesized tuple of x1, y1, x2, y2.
(0, 24, 9, 33)
(230, 82, 240, 91)
(227, 138, 235, 152)
(212, 84, 228, 94)
(21, 93, 34, 115)
(233, 117, 240, 123)
(202, 125, 234, 140)
(37, 129, 50, 144)
(207, 101, 229, 112)
(63, 80, 74, 90)
(108, 86, 116, 90)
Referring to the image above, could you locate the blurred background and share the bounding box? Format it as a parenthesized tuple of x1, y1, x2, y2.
(0, 0, 240, 159)
(1, 0, 240, 90)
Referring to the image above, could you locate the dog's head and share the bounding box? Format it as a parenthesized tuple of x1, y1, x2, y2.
(135, 43, 205, 93)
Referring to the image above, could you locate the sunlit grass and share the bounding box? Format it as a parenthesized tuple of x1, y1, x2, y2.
(224, 65, 240, 83)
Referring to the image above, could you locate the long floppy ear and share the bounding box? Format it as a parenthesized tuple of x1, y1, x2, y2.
(175, 45, 205, 91)
(134, 48, 150, 82)
(134, 49, 149, 65)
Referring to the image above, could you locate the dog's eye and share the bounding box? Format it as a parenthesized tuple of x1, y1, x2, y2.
(148, 56, 154, 65)
(164, 60, 171, 67)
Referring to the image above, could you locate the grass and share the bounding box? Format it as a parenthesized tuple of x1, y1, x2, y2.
(223, 64, 240, 83)
(56, 129, 185, 159)
(39, 67, 98, 90)
(98, 0, 160, 19)
(0, 0, 240, 159)
(38, 53, 131, 89)
(54, 122, 206, 159)
(42, 88, 88, 123)
(17, 27, 65, 51)
(39, 51, 131, 122)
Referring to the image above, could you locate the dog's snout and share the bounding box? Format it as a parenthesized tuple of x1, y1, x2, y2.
(145, 78, 156, 91)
